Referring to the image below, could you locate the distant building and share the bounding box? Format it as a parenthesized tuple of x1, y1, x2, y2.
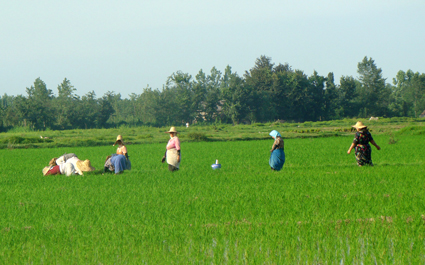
(420, 110, 425, 118)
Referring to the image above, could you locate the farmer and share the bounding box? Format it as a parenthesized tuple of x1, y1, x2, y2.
(161, 126, 181, 171)
(43, 153, 95, 176)
(46, 153, 81, 175)
(347, 121, 381, 166)
(103, 154, 129, 174)
(48, 153, 77, 167)
(43, 157, 95, 176)
(269, 130, 285, 171)
(42, 163, 73, 176)
(114, 135, 131, 170)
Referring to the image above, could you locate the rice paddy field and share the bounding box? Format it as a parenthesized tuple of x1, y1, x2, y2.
(1, 124, 425, 264)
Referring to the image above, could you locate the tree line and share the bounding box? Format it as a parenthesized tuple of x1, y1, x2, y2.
(1, 55, 424, 131)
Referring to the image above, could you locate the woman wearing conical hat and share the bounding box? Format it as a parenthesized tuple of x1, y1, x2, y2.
(347, 121, 381, 166)
(113, 135, 131, 170)
(103, 154, 129, 175)
(161, 126, 181, 171)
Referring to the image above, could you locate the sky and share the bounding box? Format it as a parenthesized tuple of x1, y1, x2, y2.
(1, 0, 424, 98)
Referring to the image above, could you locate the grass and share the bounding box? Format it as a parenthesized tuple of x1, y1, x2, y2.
(0, 117, 424, 149)
(0, 124, 425, 263)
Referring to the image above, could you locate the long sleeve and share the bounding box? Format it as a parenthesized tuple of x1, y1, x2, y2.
(166, 137, 181, 150)
(271, 137, 284, 151)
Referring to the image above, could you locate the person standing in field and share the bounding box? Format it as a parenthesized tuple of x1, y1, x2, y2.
(347, 121, 381, 166)
(269, 130, 285, 171)
(114, 135, 131, 170)
(161, 126, 181, 171)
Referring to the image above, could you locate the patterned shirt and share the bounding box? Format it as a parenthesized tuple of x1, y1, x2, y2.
(353, 130, 373, 146)
(104, 156, 114, 172)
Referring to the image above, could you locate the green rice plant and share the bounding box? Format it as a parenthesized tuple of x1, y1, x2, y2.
(187, 132, 209, 142)
(388, 132, 399, 144)
(397, 125, 425, 135)
(0, 127, 424, 263)
(136, 134, 154, 139)
(1, 118, 423, 150)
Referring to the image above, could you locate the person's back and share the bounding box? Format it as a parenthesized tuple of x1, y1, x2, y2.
(65, 157, 83, 175)
(355, 129, 372, 146)
(56, 153, 77, 165)
(58, 162, 76, 176)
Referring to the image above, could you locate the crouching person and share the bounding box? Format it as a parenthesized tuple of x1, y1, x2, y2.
(42, 161, 78, 176)
(43, 157, 95, 176)
(103, 154, 130, 175)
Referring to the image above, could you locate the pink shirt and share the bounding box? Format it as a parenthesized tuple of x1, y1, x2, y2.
(166, 136, 180, 150)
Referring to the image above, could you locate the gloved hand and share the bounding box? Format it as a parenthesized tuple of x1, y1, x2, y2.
(161, 156, 166, 163)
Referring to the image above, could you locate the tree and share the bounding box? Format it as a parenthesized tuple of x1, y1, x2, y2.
(338, 76, 358, 118)
(323, 72, 338, 120)
(127, 93, 142, 126)
(221, 68, 251, 124)
(244, 55, 275, 122)
(392, 70, 425, 117)
(55, 78, 79, 129)
(356, 56, 387, 117)
(25, 78, 54, 129)
(271, 63, 293, 121)
(0, 94, 18, 130)
(307, 71, 325, 121)
(204, 67, 222, 122)
(97, 93, 115, 128)
(405, 72, 425, 117)
(192, 69, 207, 121)
(137, 87, 161, 125)
(166, 71, 194, 124)
(80, 91, 98, 129)
(285, 70, 312, 122)
(103, 91, 121, 125)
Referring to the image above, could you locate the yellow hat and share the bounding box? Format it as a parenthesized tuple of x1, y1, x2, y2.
(113, 135, 124, 146)
(76, 159, 95, 172)
(352, 121, 367, 130)
(165, 126, 178, 133)
(42, 166, 50, 176)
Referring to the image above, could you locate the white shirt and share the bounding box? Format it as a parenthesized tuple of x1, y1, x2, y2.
(58, 157, 82, 176)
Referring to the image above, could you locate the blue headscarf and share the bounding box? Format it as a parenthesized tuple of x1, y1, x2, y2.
(269, 130, 281, 139)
